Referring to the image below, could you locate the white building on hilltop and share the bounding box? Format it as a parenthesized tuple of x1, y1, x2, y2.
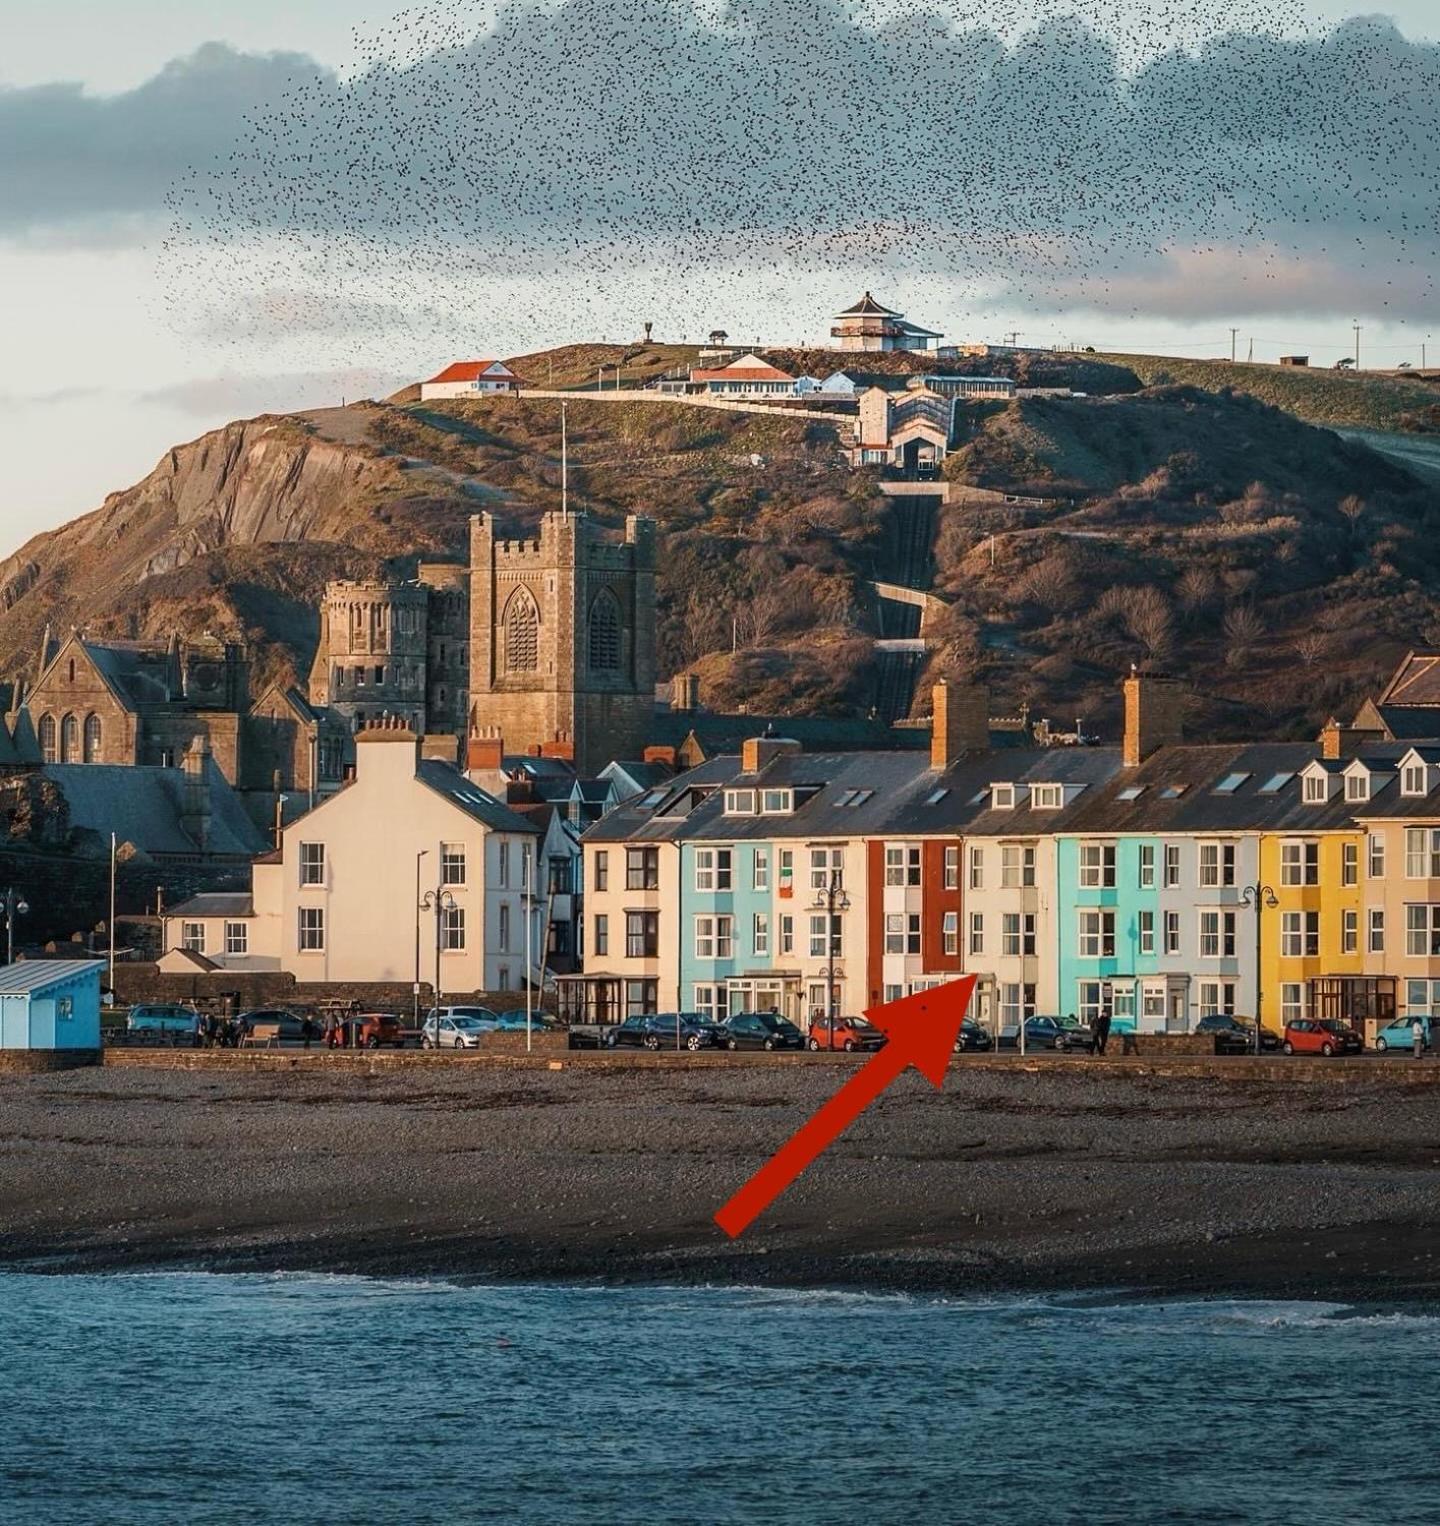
(420, 360, 521, 400)
(830, 293, 942, 353)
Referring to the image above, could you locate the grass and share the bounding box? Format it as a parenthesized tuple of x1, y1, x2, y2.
(1096, 352, 1436, 433)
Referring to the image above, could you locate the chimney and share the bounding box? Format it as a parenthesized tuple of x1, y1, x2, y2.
(354, 714, 423, 789)
(466, 729, 505, 772)
(741, 735, 802, 773)
(1318, 718, 1381, 760)
(1122, 670, 1183, 768)
(180, 737, 212, 852)
(420, 732, 461, 765)
(930, 679, 989, 770)
(541, 736, 576, 763)
(671, 672, 700, 712)
(643, 745, 677, 768)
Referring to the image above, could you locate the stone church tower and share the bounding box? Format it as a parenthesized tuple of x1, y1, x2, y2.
(467, 510, 656, 774)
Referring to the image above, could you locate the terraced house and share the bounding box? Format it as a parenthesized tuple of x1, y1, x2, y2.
(568, 664, 1440, 1037)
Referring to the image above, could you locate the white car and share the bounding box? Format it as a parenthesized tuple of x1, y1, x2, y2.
(421, 1007, 500, 1049)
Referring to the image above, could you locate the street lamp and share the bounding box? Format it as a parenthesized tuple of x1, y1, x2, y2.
(1, 887, 29, 964)
(413, 850, 428, 1031)
(1241, 883, 1279, 1056)
(811, 869, 850, 1051)
(418, 883, 457, 1046)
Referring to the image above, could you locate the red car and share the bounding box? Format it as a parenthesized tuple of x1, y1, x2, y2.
(806, 1015, 886, 1052)
(1281, 1018, 1363, 1057)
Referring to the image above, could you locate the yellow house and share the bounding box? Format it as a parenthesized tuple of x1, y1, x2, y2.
(1262, 760, 1369, 1030)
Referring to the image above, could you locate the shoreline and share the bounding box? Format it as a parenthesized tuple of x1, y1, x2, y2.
(3, 1064, 1438, 1304)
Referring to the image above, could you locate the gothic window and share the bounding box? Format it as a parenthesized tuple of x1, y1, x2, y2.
(38, 714, 57, 763)
(83, 713, 102, 764)
(504, 587, 540, 673)
(61, 713, 79, 763)
(588, 589, 622, 672)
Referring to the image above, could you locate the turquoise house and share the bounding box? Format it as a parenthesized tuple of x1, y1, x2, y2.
(679, 838, 776, 1022)
(0, 960, 104, 1052)
(1056, 836, 1163, 1030)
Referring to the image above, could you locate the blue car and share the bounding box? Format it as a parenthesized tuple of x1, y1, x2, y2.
(1374, 1015, 1432, 1053)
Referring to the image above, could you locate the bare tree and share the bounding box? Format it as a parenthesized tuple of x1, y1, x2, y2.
(1019, 553, 1080, 616)
(1125, 586, 1175, 660)
(1222, 604, 1265, 668)
(1291, 631, 1328, 667)
(1338, 495, 1367, 533)
(676, 589, 727, 665)
(1176, 566, 1217, 617)
(735, 584, 797, 649)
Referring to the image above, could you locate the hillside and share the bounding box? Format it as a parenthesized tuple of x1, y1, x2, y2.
(1096, 352, 1438, 433)
(1, 365, 1437, 742)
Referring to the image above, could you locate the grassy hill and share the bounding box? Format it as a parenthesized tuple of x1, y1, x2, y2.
(1095, 352, 1437, 433)
(2, 351, 1438, 741)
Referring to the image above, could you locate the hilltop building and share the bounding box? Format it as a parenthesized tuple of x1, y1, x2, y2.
(689, 353, 798, 396)
(830, 293, 942, 353)
(420, 360, 520, 400)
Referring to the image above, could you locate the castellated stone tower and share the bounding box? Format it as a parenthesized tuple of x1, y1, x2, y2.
(308, 580, 430, 733)
(467, 510, 657, 774)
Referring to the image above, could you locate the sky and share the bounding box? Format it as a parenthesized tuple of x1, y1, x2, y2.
(1, 0, 1437, 556)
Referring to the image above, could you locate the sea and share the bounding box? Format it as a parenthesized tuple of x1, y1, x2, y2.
(2, 1272, 1436, 1525)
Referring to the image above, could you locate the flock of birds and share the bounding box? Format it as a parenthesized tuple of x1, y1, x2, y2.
(158, 0, 1440, 369)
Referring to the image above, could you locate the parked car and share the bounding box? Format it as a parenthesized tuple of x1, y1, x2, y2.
(999, 1015, 1090, 1052)
(421, 1007, 501, 1049)
(1281, 1018, 1364, 1056)
(1195, 1013, 1282, 1054)
(354, 1012, 406, 1049)
(807, 1015, 886, 1052)
(606, 1012, 720, 1051)
(719, 1012, 805, 1052)
(235, 1008, 309, 1042)
(1373, 1015, 1432, 1053)
(953, 1018, 993, 1053)
(126, 1003, 200, 1041)
(491, 1009, 561, 1033)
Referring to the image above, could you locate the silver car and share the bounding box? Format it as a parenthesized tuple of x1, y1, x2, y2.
(421, 1006, 501, 1049)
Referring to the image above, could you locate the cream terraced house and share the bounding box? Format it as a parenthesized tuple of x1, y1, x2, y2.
(163, 720, 541, 992)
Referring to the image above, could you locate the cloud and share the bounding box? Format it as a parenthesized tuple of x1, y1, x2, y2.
(0, 42, 328, 245)
(137, 368, 409, 414)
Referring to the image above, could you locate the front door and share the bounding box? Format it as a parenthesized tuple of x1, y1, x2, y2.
(1168, 988, 1187, 1033)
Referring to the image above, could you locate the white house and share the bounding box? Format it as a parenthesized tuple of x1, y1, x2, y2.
(420, 360, 521, 401)
(689, 353, 797, 397)
(161, 720, 543, 994)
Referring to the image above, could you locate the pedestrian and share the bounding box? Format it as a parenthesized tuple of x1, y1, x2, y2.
(301, 1014, 314, 1051)
(1096, 1005, 1113, 1057)
(323, 1011, 338, 1049)
(1413, 1015, 1426, 1059)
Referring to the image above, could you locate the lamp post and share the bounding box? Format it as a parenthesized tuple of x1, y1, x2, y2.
(1, 887, 30, 965)
(418, 883, 457, 1045)
(1241, 883, 1279, 1056)
(811, 868, 850, 1051)
(413, 850, 428, 1032)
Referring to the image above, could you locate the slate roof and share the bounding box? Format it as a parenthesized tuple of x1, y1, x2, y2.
(0, 959, 104, 995)
(416, 760, 541, 833)
(43, 763, 269, 858)
(583, 747, 1125, 845)
(650, 712, 931, 756)
(1379, 652, 1440, 707)
(166, 893, 255, 918)
(837, 292, 900, 317)
(83, 642, 174, 708)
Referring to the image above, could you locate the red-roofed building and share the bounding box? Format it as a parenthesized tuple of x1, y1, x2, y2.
(688, 352, 797, 396)
(420, 360, 520, 400)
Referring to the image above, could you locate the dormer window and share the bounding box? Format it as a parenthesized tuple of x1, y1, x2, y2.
(724, 789, 756, 815)
(760, 789, 792, 815)
(1303, 773, 1329, 804)
(1344, 772, 1371, 803)
(1402, 762, 1428, 797)
(992, 783, 1016, 810)
(1031, 783, 1063, 810)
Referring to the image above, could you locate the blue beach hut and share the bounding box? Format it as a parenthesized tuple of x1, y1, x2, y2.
(0, 960, 103, 1053)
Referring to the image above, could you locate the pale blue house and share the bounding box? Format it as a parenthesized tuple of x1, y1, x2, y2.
(0, 960, 104, 1052)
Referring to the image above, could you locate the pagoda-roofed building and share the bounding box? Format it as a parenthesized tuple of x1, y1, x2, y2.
(830, 292, 942, 353)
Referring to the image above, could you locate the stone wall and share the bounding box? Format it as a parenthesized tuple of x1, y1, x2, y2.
(0, 1048, 102, 1072)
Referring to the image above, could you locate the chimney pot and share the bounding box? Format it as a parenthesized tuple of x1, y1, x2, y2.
(930, 679, 989, 769)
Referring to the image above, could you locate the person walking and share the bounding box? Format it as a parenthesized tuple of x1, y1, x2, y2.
(323, 1010, 338, 1049)
(1413, 1015, 1426, 1059)
(1095, 1005, 1113, 1057)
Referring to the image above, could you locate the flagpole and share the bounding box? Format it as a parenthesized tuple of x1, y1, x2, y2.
(108, 831, 117, 995)
(561, 402, 568, 520)
(524, 843, 534, 1053)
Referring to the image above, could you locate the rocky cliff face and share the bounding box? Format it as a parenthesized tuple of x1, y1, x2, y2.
(0, 412, 477, 687)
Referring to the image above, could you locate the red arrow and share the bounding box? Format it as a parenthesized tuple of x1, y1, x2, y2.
(714, 974, 977, 1238)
